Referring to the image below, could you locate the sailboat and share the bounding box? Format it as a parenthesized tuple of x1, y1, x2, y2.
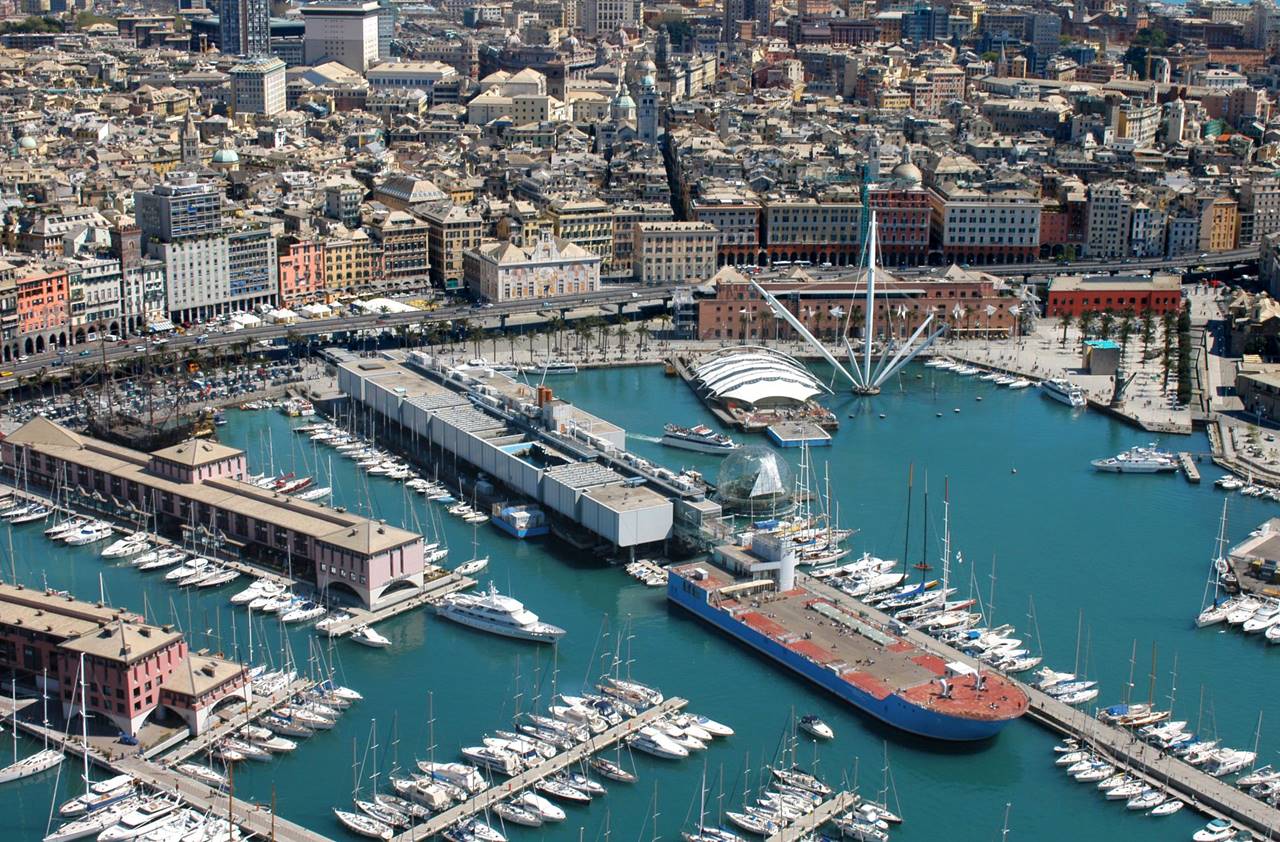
(683, 763, 746, 842)
(0, 670, 63, 784)
(454, 521, 488, 577)
(1196, 500, 1233, 628)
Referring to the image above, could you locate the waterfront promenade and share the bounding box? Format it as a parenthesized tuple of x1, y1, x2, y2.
(798, 573, 1280, 838)
(392, 697, 688, 840)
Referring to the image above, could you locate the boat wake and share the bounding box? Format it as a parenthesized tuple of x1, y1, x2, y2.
(628, 433, 662, 444)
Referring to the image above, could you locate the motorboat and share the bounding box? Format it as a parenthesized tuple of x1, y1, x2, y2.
(43, 798, 143, 842)
(797, 714, 833, 740)
(416, 761, 485, 794)
(97, 798, 180, 841)
(63, 522, 115, 546)
(101, 533, 150, 558)
(459, 744, 523, 776)
(1193, 819, 1238, 842)
(1236, 764, 1280, 788)
(514, 791, 565, 822)
(1241, 600, 1280, 634)
(280, 601, 327, 624)
(165, 557, 210, 582)
(627, 727, 688, 759)
(559, 770, 606, 797)
(173, 763, 227, 789)
(350, 625, 392, 648)
(687, 713, 734, 738)
(230, 579, 283, 605)
(436, 582, 565, 642)
(1039, 378, 1087, 408)
(535, 778, 591, 803)
(1149, 799, 1184, 816)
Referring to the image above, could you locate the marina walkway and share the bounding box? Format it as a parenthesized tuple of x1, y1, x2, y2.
(0, 690, 328, 842)
(165, 676, 315, 763)
(319, 571, 474, 637)
(765, 790, 858, 842)
(391, 697, 688, 841)
(798, 573, 1280, 838)
(115, 756, 330, 842)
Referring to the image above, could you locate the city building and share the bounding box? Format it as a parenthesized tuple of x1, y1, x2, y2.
(634, 221, 720, 284)
(368, 209, 431, 289)
(0, 581, 249, 737)
(464, 232, 601, 302)
(220, 0, 269, 57)
(420, 204, 483, 291)
(301, 1, 380, 74)
(229, 56, 286, 117)
(1045, 274, 1184, 317)
(0, 418, 426, 610)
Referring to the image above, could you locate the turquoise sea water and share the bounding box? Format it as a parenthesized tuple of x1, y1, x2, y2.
(2, 362, 1278, 841)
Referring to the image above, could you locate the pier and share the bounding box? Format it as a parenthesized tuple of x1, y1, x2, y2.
(0, 691, 327, 842)
(391, 697, 688, 840)
(165, 675, 315, 763)
(319, 570, 474, 637)
(798, 573, 1280, 839)
(764, 790, 859, 842)
(1178, 452, 1201, 483)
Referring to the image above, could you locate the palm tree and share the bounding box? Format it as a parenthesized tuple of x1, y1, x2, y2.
(467, 325, 484, 358)
(1098, 310, 1115, 341)
(1140, 308, 1155, 359)
(1060, 312, 1074, 347)
(635, 323, 652, 351)
(548, 315, 567, 354)
(1160, 311, 1176, 389)
(1118, 318, 1133, 360)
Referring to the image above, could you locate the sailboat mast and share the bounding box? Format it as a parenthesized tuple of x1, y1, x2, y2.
(940, 478, 951, 595)
(902, 464, 913, 565)
(863, 209, 877, 384)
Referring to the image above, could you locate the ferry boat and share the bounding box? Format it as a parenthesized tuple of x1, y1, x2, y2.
(1038, 378, 1087, 408)
(667, 561, 1028, 741)
(521, 360, 577, 376)
(436, 582, 565, 642)
(661, 424, 740, 454)
(1090, 445, 1179, 474)
(492, 504, 549, 539)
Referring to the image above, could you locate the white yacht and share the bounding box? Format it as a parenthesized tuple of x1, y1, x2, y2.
(1090, 445, 1179, 474)
(436, 582, 565, 642)
(1039, 378, 1087, 408)
(1241, 600, 1280, 634)
(660, 424, 740, 454)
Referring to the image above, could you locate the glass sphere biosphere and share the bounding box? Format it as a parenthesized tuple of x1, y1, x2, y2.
(715, 445, 795, 515)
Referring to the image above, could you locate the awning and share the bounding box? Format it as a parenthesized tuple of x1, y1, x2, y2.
(147, 319, 175, 332)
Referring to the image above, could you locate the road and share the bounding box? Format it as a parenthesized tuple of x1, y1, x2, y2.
(907, 247, 1260, 278)
(2, 284, 682, 382)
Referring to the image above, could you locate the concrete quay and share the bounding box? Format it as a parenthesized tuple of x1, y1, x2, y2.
(392, 697, 688, 840)
(319, 570, 474, 637)
(797, 573, 1280, 839)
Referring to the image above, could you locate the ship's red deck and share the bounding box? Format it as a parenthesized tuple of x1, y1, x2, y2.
(679, 564, 1029, 722)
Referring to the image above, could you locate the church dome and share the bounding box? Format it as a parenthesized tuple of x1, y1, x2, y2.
(212, 147, 239, 164)
(17, 135, 36, 150)
(891, 160, 922, 184)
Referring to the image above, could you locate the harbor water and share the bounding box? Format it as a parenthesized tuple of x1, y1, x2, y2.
(2, 361, 1278, 841)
